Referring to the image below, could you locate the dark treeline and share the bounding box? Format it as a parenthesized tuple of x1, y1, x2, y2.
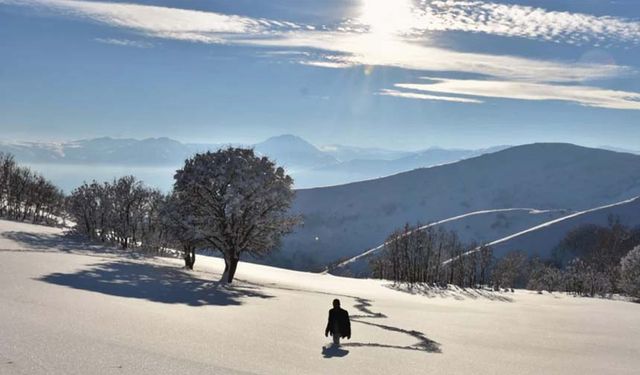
(372, 220, 640, 299)
(0, 152, 65, 225)
(542, 220, 640, 297)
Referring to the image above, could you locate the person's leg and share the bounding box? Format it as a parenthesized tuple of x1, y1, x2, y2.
(332, 326, 341, 346)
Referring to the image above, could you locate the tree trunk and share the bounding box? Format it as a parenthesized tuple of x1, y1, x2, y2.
(227, 257, 239, 283)
(220, 256, 230, 282)
(183, 247, 196, 270)
(189, 248, 196, 269)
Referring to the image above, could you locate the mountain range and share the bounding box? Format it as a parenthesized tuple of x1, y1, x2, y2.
(0, 135, 513, 189)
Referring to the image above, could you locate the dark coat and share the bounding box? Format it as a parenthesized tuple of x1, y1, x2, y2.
(325, 307, 351, 338)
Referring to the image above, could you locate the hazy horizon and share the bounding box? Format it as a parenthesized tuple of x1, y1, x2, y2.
(1, 134, 639, 155)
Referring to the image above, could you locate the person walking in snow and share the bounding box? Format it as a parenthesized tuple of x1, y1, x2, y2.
(325, 298, 351, 345)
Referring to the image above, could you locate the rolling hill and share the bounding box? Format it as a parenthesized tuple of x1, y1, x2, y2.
(271, 143, 640, 270)
(488, 196, 640, 259)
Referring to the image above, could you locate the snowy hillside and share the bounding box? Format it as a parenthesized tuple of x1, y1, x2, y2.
(329, 207, 570, 277)
(1, 219, 639, 374)
(312, 145, 509, 181)
(489, 196, 640, 259)
(332, 197, 640, 277)
(319, 144, 413, 162)
(277, 143, 640, 270)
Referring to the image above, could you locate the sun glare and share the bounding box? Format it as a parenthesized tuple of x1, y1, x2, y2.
(350, 0, 421, 72)
(358, 0, 416, 36)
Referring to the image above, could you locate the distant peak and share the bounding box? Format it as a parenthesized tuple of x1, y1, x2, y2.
(258, 134, 319, 148)
(264, 134, 308, 142)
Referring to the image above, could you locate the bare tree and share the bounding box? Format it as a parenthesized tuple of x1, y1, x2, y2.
(478, 245, 493, 286)
(371, 223, 479, 288)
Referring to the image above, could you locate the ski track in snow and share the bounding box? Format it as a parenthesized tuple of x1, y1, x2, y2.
(332, 207, 566, 270)
(442, 196, 640, 265)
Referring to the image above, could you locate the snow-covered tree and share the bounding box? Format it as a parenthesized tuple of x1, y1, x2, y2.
(161, 192, 202, 269)
(68, 182, 101, 238)
(619, 246, 640, 299)
(174, 148, 299, 283)
(111, 176, 149, 248)
(491, 250, 527, 291)
(68, 176, 161, 250)
(562, 257, 613, 297)
(0, 152, 64, 225)
(527, 261, 562, 293)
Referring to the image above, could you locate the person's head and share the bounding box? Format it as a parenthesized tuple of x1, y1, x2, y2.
(332, 298, 340, 308)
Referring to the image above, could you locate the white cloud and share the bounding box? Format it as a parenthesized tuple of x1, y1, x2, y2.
(299, 60, 355, 69)
(245, 31, 627, 82)
(6, 0, 631, 82)
(348, 0, 640, 46)
(406, 0, 640, 45)
(95, 38, 152, 48)
(4, 0, 640, 109)
(379, 89, 482, 103)
(392, 78, 640, 110)
(6, 0, 282, 43)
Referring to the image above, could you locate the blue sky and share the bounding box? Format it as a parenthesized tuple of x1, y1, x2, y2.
(0, 0, 639, 150)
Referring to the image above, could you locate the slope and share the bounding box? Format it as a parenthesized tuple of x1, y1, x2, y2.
(276, 143, 640, 270)
(1, 220, 639, 375)
(488, 196, 640, 259)
(329, 207, 570, 276)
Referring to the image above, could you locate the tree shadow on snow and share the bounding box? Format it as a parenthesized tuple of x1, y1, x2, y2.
(38, 260, 273, 306)
(321, 344, 349, 358)
(387, 283, 513, 302)
(2, 230, 119, 255)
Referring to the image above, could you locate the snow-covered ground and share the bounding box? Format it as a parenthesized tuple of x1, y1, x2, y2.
(1, 220, 639, 374)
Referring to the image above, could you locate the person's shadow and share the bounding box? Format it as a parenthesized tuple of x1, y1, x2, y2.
(321, 344, 349, 358)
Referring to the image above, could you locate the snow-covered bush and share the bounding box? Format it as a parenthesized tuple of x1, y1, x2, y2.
(527, 264, 562, 293)
(562, 258, 614, 297)
(491, 250, 528, 291)
(619, 246, 640, 299)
